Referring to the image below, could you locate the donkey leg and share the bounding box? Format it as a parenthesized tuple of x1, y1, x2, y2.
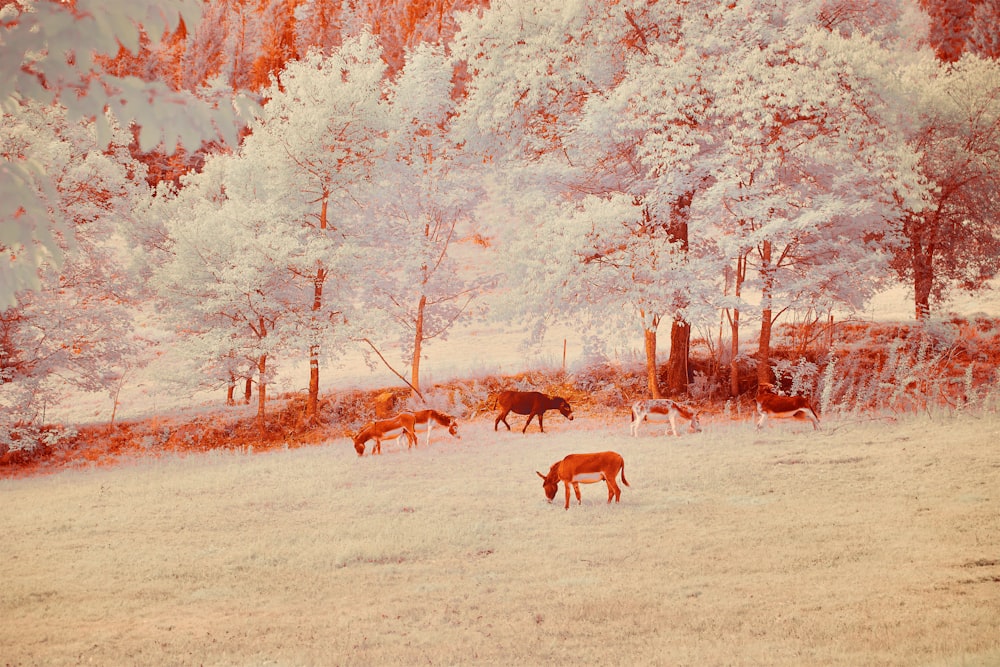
(495, 410, 511, 431)
(607, 478, 621, 503)
(630, 412, 643, 437)
(522, 413, 537, 434)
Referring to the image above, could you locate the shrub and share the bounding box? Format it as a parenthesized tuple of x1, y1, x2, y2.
(572, 362, 645, 409)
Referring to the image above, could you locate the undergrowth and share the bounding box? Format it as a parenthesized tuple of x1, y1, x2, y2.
(771, 316, 1000, 415)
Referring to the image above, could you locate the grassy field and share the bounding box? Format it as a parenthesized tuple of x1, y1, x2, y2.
(2, 409, 999, 666)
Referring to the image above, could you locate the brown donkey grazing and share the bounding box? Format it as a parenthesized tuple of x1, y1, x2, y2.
(756, 384, 820, 430)
(537, 451, 629, 510)
(494, 390, 574, 433)
(407, 409, 460, 447)
(353, 412, 417, 456)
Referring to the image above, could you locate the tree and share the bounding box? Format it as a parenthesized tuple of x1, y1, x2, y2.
(890, 54, 1000, 320)
(294, 0, 344, 57)
(451, 0, 715, 397)
(1, 0, 248, 309)
(966, 1, 1000, 59)
(250, 0, 299, 90)
(453, 0, 932, 393)
(244, 34, 390, 421)
(151, 151, 299, 431)
(572, 3, 725, 397)
(914, 0, 1000, 58)
(695, 7, 928, 384)
(1, 101, 148, 448)
(368, 43, 487, 393)
(220, 0, 264, 92)
(181, 0, 233, 89)
(345, 0, 487, 74)
(150, 34, 394, 424)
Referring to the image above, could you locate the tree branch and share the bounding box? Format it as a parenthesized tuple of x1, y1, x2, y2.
(355, 337, 425, 402)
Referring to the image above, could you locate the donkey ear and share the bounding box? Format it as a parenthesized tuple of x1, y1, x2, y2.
(536, 471, 546, 479)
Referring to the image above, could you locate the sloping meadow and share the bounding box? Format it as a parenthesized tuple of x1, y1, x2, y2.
(3, 410, 998, 666)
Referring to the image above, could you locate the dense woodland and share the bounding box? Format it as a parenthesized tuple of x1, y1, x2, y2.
(2, 0, 1000, 451)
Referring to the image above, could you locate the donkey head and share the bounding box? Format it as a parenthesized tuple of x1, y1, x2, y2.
(536, 468, 559, 502)
(556, 398, 574, 421)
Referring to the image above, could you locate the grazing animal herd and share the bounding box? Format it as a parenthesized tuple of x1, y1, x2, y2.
(350, 385, 820, 510)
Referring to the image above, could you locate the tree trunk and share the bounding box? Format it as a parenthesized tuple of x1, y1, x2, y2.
(913, 243, 933, 321)
(664, 190, 694, 397)
(411, 294, 426, 393)
(226, 375, 236, 406)
(643, 320, 661, 398)
(308, 349, 319, 419)
(730, 308, 741, 397)
(729, 254, 747, 397)
(665, 319, 690, 397)
(243, 377, 252, 404)
(758, 308, 774, 387)
(306, 194, 330, 422)
(756, 240, 774, 387)
(307, 267, 326, 423)
(256, 353, 267, 434)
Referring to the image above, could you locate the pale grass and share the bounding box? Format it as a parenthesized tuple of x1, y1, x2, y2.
(2, 411, 999, 666)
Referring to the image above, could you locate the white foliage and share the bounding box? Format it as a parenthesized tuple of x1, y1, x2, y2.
(362, 42, 491, 377)
(5, 0, 995, 418)
(449, 0, 949, 360)
(150, 33, 397, 396)
(1, 0, 252, 309)
(1, 101, 148, 442)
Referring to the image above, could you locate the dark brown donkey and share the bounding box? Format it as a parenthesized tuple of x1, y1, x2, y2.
(493, 390, 574, 433)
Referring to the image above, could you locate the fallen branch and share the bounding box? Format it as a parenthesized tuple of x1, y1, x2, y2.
(355, 338, 426, 403)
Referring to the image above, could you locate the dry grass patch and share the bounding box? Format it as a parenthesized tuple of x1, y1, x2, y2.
(2, 411, 998, 666)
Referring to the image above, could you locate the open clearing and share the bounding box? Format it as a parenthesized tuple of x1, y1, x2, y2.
(2, 411, 999, 666)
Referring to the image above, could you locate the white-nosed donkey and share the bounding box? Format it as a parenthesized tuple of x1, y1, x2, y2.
(398, 409, 461, 448)
(630, 399, 702, 437)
